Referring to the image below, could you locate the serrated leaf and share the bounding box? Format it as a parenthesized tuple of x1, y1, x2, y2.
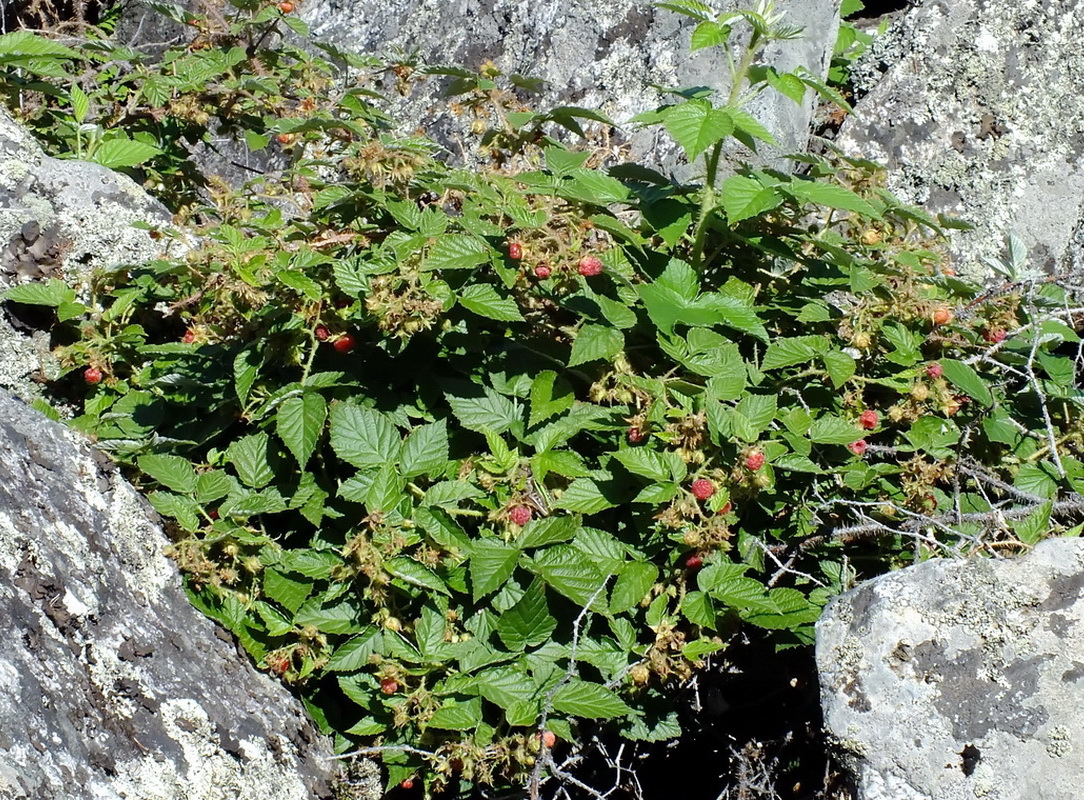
(276, 393, 327, 468)
(330, 403, 401, 468)
(294, 597, 364, 634)
(517, 515, 580, 549)
(529, 371, 575, 428)
(808, 415, 862, 445)
(263, 568, 312, 614)
(552, 478, 618, 514)
(147, 490, 199, 531)
(227, 433, 274, 488)
(326, 630, 382, 672)
(610, 562, 658, 614)
(137, 453, 197, 495)
(551, 680, 632, 720)
(531, 545, 607, 608)
(822, 350, 856, 388)
(762, 336, 830, 369)
(427, 697, 483, 730)
(446, 389, 519, 434)
(234, 349, 260, 405)
(4, 278, 75, 307)
(721, 175, 781, 224)
(497, 579, 556, 650)
(690, 20, 730, 50)
(787, 180, 880, 218)
(91, 137, 162, 169)
(940, 359, 994, 407)
(469, 539, 521, 600)
(401, 419, 449, 477)
(458, 284, 524, 321)
(568, 324, 623, 367)
(386, 557, 450, 595)
(662, 100, 734, 162)
(612, 448, 685, 483)
(423, 234, 489, 270)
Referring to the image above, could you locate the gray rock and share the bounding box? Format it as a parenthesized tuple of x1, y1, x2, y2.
(836, 0, 1084, 278)
(0, 105, 177, 281)
(817, 538, 1084, 800)
(0, 390, 369, 800)
(300, 0, 842, 177)
(0, 105, 184, 403)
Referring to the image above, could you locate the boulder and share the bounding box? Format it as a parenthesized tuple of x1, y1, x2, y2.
(0, 390, 374, 799)
(297, 0, 842, 176)
(836, 0, 1084, 278)
(817, 537, 1084, 800)
(0, 105, 182, 402)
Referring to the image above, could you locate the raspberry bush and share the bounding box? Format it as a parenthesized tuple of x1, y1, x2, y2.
(5, 1, 1084, 796)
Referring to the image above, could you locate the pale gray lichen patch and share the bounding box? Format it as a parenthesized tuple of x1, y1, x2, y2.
(838, 0, 1084, 280)
(818, 538, 1084, 800)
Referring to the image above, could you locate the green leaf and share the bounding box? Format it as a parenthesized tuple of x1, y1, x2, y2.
(497, 579, 557, 650)
(469, 539, 521, 600)
(822, 350, 856, 388)
(662, 100, 734, 162)
(551, 680, 632, 720)
(762, 336, 830, 369)
(531, 545, 608, 608)
(227, 433, 274, 488)
(0, 31, 81, 61)
(721, 175, 781, 223)
(787, 180, 881, 218)
(808, 415, 862, 445)
(612, 449, 686, 483)
(427, 697, 483, 730)
(423, 234, 489, 270)
(458, 284, 525, 322)
(446, 389, 519, 434)
(552, 478, 618, 514)
(329, 403, 401, 468)
(940, 359, 994, 407)
(568, 324, 623, 367)
(690, 20, 730, 50)
(326, 630, 382, 672)
(610, 562, 658, 614)
(294, 597, 364, 634)
(386, 557, 450, 595)
(529, 371, 575, 428)
(234, 349, 260, 405)
(147, 491, 199, 531)
(91, 137, 162, 169)
(137, 454, 197, 495)
(4, 278, 76, 307)
(517, 515, 580, 548)
(400, 419, 450, 477)
(263, 568, 311, 614)
(276, 393, 327, 468)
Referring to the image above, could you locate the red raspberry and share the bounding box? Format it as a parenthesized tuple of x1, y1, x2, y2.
(859, 410, 879, 430)
(278, 1, 295, 12)
(209, 509, 219, 520)
(400, 779, 414, 790)
(541, 730, 557, 748)
(577, 256, 603, 277)
(717, 501, 732, 516)
(380, 677, 399, 694)
(84, 366, 102, 385)
(182, 329, 196, 344)
(932, 306, 953, 326)
(926, 362, 943, 379)
(685, 553, 703, 570)
(508, 242, 523, 260)
(333, 334, 356, 353)
(534, 264, 551, 279)
(983, 328, 1007, 344)
(744, 452, 765, 471)
(314, 325, 330, 341)
(509, 505, 532, 526)
(849, 439, 868, 456)
(691, 479, 715, 500)
(627, 426, 645, 443)
(275, 133, 293, 145)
